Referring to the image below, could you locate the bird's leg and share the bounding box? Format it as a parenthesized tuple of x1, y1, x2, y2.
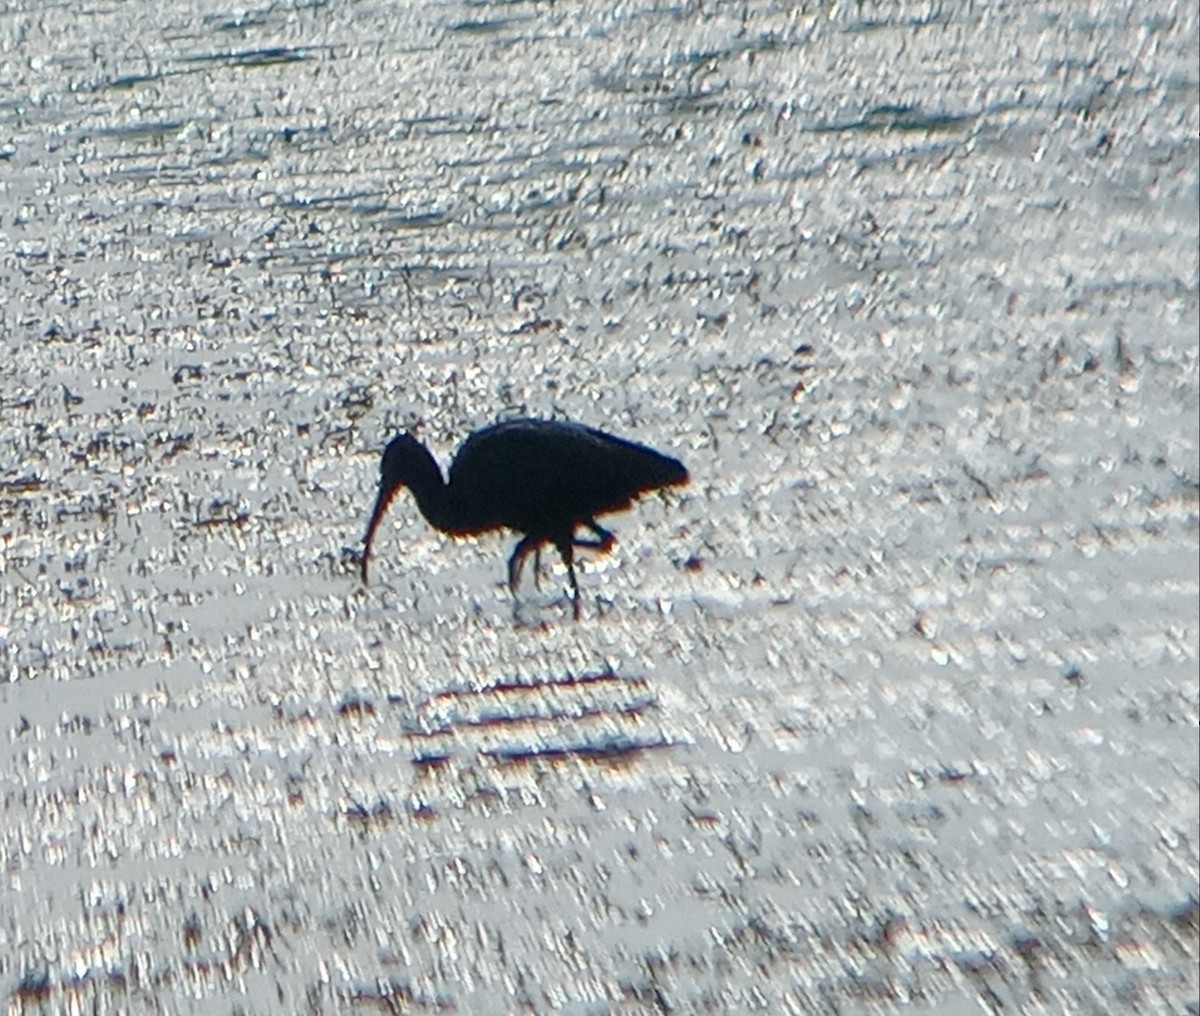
(508, 534, 541, 595)
(573, 518, 615, 553)
(552, 535, 581, 621)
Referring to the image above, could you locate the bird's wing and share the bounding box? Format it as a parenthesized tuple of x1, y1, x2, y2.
(448, 419, 686, 533)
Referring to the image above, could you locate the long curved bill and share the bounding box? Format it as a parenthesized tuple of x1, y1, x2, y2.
(360, 483, 398, 584)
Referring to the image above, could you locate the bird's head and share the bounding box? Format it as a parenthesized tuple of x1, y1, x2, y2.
(360, 433, 440, 583)
(379, 433, 430, 493)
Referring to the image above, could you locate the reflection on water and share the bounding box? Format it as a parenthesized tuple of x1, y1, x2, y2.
(1, 0, 1196, 1012)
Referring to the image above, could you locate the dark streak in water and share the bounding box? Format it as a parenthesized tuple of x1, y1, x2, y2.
(194, 511, 251, 529)
(429, 669, 643, 701)
(205, 12, 270, 32)
(181, 46, 314, 68)
(483, 736, 675, 765)
(377, 211, 450, 231)
(846, 13, 946, 33)
(809, 104, 975, 135)
(405, 697, 658, 739)
(450, 18, 519, 34)
(106, 71, 176, 90)
(0, 475, 44, 493)
(92, 121, 187, 140)
(337, 695, 376, 718)
(411, 752, 454, 769)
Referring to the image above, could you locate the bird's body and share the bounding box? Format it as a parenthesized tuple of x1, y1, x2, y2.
(361, 418, 688, 617)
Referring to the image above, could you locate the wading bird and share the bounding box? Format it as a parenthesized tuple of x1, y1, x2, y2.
(360, 418, 689, 618)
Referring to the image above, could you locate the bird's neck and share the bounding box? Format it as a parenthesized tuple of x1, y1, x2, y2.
(404, 452, 465, 534)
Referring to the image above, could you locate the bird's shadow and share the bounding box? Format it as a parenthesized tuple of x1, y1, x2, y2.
(509, 594, 574, 629)
(508, 587, 621, 628)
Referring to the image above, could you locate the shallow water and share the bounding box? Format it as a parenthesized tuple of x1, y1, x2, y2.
(1, 1, 1197, 1013)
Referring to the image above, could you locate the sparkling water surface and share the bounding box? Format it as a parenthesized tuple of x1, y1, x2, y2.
(1, 1, 1196, 1013)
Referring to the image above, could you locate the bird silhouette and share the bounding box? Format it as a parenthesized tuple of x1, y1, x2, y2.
(360, 418, 689, 618)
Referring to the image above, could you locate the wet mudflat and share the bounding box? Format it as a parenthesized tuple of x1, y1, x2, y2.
(1, 0, 1197, 1013)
